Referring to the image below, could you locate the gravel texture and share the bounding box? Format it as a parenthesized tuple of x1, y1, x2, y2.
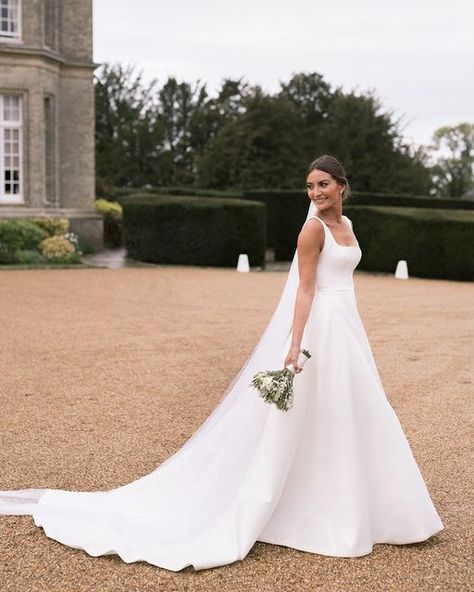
(0, 267, 472, 592)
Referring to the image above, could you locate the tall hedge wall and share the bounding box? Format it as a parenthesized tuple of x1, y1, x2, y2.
(241, 190, 474, 267)
(349, 192, 474, 210)
(241, 190, 308, 258)
(123, 194, 266, 267)
(344, 206, 474, 281)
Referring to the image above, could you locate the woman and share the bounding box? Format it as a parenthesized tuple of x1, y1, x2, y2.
(0, 155, 444, 572)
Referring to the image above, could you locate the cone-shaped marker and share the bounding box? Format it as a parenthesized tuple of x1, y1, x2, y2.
(237, 253, 250, 272)
(395, 260, 409, 279)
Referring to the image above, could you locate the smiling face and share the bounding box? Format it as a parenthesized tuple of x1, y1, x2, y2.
(306, 168, 345, 211)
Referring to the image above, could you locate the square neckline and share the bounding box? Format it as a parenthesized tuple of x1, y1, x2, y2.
(311, 215, 359, 248)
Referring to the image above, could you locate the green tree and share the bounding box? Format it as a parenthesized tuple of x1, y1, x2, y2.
(197, 88, 306, 189)
(279, 72, 332, 160)
(319, 89, 431, 194)
(94, 64, 433, 195)
(157, 77, 208, 185)
(429, 123, 474, 197)
(95, 63, 165, 191)
(190, 78, 249, 185)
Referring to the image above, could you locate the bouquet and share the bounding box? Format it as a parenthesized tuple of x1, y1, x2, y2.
(251, 349, 312, 412)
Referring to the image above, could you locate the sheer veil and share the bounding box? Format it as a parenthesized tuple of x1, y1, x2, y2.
(0, 200, 317, 516)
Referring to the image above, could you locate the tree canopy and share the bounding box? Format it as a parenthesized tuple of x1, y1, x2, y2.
(428, 123, 474, 198)
(95, 64, 471, 197)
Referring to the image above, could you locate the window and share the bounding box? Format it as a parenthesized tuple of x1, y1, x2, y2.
(0, 0, 21, 39)
(0, 94, 22, 203)
(44, 95, 57, 205)
(43, 0, 57, 50)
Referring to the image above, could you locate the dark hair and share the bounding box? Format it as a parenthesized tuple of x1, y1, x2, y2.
(306, 154, 351, 201)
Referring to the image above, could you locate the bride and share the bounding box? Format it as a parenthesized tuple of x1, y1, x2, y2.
(0, 155, 444, 572)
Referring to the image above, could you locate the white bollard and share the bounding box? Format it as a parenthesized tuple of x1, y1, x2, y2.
(395, 260, 409, 280)
(237, 253, 250, 272)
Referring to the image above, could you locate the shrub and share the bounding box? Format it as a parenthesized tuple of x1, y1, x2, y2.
(344, 206, 474, 281)
(95, 199, 124, 247)
(123, 194, 266, 267)
(95, 198, 123, 219)
(31, 217, 69, 237)
(0, 220, 48, 263)
(39, 235, 77, 262)
(15, 249, 47, 264)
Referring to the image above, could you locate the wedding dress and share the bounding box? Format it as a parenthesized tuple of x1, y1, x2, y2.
(0, 202, 444, 571)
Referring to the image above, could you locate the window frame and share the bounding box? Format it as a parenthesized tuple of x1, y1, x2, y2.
(0, 93, 23, 204)
(43, 0, 58, 51)
(0, 0, 22, 43)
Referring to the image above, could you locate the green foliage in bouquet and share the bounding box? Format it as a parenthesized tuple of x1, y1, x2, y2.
(251, 349, 312, 412)
(252, 368, 296, 411)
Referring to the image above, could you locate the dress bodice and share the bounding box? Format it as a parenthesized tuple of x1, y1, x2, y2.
(303, 215, 362, 291)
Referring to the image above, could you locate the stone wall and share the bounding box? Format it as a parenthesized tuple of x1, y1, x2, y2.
(0, 0, 103, 250)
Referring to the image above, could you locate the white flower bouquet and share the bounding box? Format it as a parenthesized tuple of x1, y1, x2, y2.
(251, 349, 311, 412)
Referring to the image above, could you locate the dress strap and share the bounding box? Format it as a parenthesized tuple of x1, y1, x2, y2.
(343, 215, 353, 230)
(303, 215, 328, 250)
(303, 215, 327, 234)
(304, 215, 324, 227)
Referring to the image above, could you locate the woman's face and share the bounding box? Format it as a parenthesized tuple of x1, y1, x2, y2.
(306, 169, 344, 210)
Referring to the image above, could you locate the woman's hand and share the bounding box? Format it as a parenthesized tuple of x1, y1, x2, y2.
(284, 346, 303, 374)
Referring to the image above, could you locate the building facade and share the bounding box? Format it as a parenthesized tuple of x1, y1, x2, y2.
(0, 0, 102, 249)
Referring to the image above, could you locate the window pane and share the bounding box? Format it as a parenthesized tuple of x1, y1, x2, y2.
(0, 0, 20, 37)
(1, 93, 22, 200)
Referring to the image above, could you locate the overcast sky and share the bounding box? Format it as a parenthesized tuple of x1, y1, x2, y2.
(93, 0, 473, 148)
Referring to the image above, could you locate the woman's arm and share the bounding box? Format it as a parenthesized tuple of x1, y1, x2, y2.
(284, 219, 323, 372)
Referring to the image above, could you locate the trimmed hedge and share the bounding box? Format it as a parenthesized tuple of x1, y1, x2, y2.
(242, 189, 474, 262)
(123, 194, 266, 267)
(344, 206, 474, 281)
(112, 186, 242, 203)
(241, 190, 308, 258)
(349, 192, 474, 210)
(243, 188, 474, 211)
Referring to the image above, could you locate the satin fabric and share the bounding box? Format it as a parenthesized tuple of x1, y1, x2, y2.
(0, 212, 444, 571)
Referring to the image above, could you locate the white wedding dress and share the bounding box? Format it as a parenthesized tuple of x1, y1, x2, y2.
(0, 204, 444, 571)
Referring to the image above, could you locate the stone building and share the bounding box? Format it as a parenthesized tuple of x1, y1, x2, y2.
(0, 0, 102, 249)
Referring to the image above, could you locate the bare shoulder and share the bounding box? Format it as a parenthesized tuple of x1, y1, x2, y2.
(298, 217, 324, 252)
